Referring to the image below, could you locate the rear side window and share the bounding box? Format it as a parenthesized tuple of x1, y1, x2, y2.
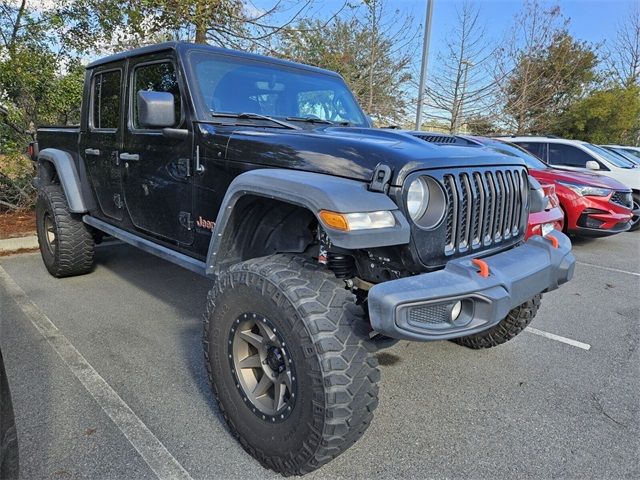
(92, 70, 121, 130)
(132, 62, 181, 129)
(515, 142, 545, 161)
(548, 144, 593, 167)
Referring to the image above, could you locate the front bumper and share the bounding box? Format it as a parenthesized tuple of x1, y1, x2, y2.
(367, 232, 575, 341)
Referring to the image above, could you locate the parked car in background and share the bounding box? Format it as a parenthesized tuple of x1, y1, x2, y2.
(600, 145, 640, 166)
(438, 135, 635, 235)
(505, 136, 639, 231)
(526, 182, 564, 239)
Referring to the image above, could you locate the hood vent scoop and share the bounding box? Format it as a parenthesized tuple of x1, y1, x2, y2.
(411, 133, 458, 144)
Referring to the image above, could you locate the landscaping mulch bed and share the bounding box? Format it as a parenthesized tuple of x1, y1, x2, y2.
(0, 210, 36, 240)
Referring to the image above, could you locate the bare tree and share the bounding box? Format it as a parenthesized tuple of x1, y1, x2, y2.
(605, 1, 640, 87)
(423, 1, 498, 133)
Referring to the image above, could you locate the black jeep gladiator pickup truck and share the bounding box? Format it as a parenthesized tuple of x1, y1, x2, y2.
(31, 41, 575, 475)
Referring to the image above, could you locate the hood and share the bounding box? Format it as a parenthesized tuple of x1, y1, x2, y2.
(531, 166, 631, 190)
(201, 125, 527, 186)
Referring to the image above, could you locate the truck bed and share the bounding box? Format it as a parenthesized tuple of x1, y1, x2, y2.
(37, 126, 80, 154)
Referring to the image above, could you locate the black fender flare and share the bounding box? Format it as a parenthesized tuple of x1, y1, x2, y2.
(205, 169, 410, 274)
(36, 148, 89, 213)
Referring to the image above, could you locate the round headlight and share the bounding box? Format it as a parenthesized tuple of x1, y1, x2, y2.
(407, 177, 429, 221)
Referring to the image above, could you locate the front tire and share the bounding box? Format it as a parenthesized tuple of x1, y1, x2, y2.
(452, 294, 542, 349)
(203, 254, 379, 475)
(629, 192, 640, 231)
(36, 185, 95, 278)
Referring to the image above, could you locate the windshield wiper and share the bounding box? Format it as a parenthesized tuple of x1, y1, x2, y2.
(211, 112, 300, 130)
(286, 116, 352, 127)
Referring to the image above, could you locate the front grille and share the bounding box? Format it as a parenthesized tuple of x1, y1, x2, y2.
(408, 304, 449, 325)
(610, 191, 632, 209)
(442, 168, 528, 255)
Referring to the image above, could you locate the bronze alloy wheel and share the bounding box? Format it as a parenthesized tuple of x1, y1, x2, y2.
(43, 213, 57, 256)
(228, 313, 296, 422)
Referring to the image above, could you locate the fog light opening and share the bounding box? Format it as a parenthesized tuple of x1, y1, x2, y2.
(450, 300, 462, 322)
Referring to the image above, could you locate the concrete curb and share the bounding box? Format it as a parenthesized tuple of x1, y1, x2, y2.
(0, 235, 38, 253)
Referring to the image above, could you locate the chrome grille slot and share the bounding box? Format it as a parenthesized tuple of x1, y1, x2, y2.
(440, 167, 528, 256)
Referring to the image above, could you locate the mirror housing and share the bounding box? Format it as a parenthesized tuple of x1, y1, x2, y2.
(137, 91, 175, 128)
(586, 160, 600, 170)
(162, 128, 188, 140)
(528, 175, 547, 213)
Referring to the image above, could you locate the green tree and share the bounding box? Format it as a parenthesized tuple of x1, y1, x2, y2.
(275, 3, 415, 125)
(503, 31, 597, 134)
(553, 86, 640, 145)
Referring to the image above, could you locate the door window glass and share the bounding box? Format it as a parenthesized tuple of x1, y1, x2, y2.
(515, 142, 545, 161)
(548, 143, 593, 167)
(92, 70, 121, 130)
(133, 62, 181, 128)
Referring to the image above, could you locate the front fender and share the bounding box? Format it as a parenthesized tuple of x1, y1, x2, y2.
(205, 169, 410, 274)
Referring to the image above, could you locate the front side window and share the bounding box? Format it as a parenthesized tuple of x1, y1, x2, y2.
(188, 52, 368, 126)
(548, 144, 593, 167)
(132, 62, 181, 129)
(92, 70, 121, 130)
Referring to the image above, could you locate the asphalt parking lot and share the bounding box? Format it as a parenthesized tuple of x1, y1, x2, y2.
(0, 232, 638, 479)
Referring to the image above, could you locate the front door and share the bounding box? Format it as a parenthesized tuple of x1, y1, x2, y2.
(121, 55, 193, 245)
(82, 65, 125, 221)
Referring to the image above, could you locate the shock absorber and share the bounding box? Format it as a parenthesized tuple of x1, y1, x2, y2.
(327, 253, 356, 279)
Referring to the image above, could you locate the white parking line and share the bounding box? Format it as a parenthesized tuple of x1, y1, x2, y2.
(0, 266, 193, 480)
(577, 261, 640, 277)
(525, 327, 591, 351)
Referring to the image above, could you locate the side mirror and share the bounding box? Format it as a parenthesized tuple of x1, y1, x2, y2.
(586, 160, 600, 170)
(137, 91, 175, 128)
(528, 176, 546, 213)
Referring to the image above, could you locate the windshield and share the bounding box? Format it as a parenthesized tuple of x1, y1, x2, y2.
(187, 51, 368, 126)
(621, 147, 640, 161)
(484, 141, 547, 169)
(583, 143, 636, 168)
(610, 147, 640, 165)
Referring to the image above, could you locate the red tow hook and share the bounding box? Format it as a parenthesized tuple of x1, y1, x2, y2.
(471, 258, 490, 278)
(545, 234, 559, 249)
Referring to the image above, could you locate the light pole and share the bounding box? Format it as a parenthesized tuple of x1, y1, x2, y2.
(415, 0, 434, 131)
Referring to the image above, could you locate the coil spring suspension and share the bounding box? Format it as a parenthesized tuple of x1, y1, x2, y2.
(327, 253, 355, 279)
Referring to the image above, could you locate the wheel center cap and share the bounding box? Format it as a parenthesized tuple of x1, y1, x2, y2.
(265, 346, 285, 373)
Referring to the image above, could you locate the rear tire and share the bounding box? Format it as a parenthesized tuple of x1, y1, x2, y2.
(203, 254, 379, 475)
(452, 294, 542, 349)
(36, 185, 95, 278)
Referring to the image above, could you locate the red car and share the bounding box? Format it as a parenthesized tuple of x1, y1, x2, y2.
(463, 137, 633, 237)
(526, 183, 564, 239)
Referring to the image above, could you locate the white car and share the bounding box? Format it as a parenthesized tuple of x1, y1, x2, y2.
(601, 144, 640, 166)
(503, 136, 640, 230)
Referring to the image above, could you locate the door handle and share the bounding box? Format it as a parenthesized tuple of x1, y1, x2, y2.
(84, 148, 100, 156)
(119, 153, 140, 161)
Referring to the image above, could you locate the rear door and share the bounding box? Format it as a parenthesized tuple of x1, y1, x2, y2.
(82, 65, 125, 221)
(514, 141, 547, 163)
(121, 53, 194, 245)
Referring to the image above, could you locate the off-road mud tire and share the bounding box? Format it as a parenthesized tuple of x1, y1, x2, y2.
(452, 294, 542, 349)
(36, 185, 95, 277)
(203, 254, 379, 476)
